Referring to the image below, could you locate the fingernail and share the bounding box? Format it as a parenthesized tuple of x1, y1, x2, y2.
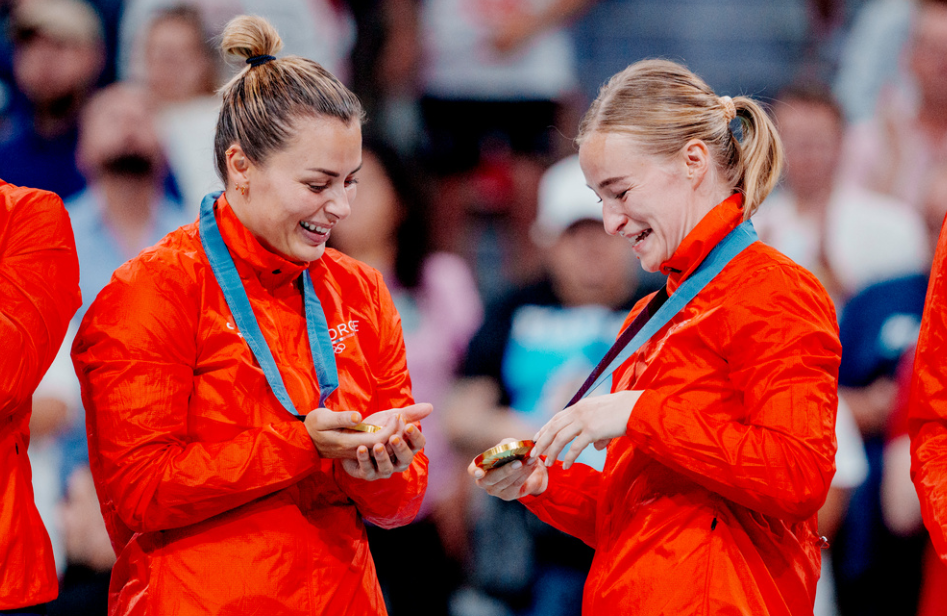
(511, 460, 522, 470)
(405, 424, 415, 434)
(391, 436, 401, 445)
(474, 469, 484, 479)
(350, 412, 360, 423)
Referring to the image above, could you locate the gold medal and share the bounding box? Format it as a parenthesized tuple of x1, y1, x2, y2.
(474, 440, 535, 471)
(345, 422, 382, 434)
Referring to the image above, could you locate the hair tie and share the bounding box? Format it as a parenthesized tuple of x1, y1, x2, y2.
(246, 54, 276, 67)
(719, 96, 736, 122)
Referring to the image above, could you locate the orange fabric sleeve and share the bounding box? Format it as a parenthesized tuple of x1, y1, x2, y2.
(520, 462, 602, 548)
(332, 273, 428, 528)
(626, 269, 840, 521)
(910, 218, 947, 564)
(0, 188, 80, 417)
(74, 260, 323, 534)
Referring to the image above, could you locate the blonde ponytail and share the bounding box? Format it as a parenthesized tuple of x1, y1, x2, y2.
(578, 59, 784, 219)
(731, 97, 783, 218)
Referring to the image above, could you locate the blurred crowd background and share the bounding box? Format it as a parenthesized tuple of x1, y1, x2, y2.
(2, 0, 946, 614)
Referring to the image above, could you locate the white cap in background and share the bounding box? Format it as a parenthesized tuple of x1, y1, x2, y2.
(532, 154, 603, 246)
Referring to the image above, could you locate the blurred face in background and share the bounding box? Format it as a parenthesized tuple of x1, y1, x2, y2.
(774, 99, 843, 200)
(77, 85, 165, 180)
(13, 31, 102, 106)
(331, 151, 402, 254)
(546, 219, 637, 308)
(911, 3, 947, 111)
(143, 14, 216, 105)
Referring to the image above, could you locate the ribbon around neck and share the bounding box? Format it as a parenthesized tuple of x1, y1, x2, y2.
(198, 191, 339, 418)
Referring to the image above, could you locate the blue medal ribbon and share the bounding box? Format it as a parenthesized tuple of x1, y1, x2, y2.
(567, 219, 759, 406)
(198, 192, 339, 418)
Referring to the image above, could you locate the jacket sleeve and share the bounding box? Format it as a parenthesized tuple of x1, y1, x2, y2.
(625, 267, 841, 521)
(910, 221, 947, 564)
(0, 187, 80, 417)
(333, 272, 428, 529)
(73, 259, 323, 534)
(520, 462, 601, 548)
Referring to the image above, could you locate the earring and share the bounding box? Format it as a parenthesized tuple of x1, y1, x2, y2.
(236, 183, 248, 196)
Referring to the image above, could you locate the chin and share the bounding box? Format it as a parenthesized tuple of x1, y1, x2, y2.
(297, 244, 326, 263)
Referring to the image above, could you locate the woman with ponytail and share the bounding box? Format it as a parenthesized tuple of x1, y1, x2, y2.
(469, 59, 842, 615)
(73, 15, 429, 615)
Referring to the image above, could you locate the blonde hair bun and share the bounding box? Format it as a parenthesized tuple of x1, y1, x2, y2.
(220, 14, 283, 62)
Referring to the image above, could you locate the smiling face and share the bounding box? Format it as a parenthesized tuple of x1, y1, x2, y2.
(578, 131, 714, 273)
(227, 114, 362, 263)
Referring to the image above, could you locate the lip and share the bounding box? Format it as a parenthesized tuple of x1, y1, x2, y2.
(298, 221, 331, 245)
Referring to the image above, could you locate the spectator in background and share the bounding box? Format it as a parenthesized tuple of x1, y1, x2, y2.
(329, 140, 482, 615)
(445, 155, 649, 616)
(29, 326, 81, 578)
(62, 81, 191, 458)
(815, 396, 869, 616)
(0, 0, 104, 201)
(833, 0, 915, 123)
(118, 0, 354, 83)
(418, 0, 596, 292)
(0, 179, 81, 615)
(840, 0, 947, 211)
(830, 264, 933, 615)
(138, 5, 223, 212)
(754, 83, 928, 306)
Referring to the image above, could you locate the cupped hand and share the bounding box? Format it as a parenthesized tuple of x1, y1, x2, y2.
(304, 406, 396, 459)
(304, 403, 431, 462)
(530, 390, 644, 469)
(467, 438, 548, 501)
(342, 413, 428, 481)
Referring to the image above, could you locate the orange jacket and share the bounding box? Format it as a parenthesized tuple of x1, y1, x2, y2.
(910, 214, 947, 565)
(73, 195, 427, 615)
(0, 180, 80, 609)
(521, 196, 840, 615)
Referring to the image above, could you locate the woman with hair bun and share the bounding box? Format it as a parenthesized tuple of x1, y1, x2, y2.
(469, 59, 842, 615)
(73, 15, 429, 615)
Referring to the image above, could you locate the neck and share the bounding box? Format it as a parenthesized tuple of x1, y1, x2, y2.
(97, 174, 157, 246)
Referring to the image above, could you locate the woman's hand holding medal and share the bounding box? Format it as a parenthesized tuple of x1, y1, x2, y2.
(468, 438, 548, 501)
(304, 403, 431, 481)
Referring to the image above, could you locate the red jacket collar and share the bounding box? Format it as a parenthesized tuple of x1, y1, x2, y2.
(660, 193, 745, 295)
(215, 193, 309, 290)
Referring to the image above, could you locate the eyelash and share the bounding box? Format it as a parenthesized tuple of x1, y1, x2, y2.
(597, 189, 629, 204)
(308, 178, 359, 193)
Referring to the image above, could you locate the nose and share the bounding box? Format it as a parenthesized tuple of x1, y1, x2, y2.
(325, 185, 352, 221)
(602, 207, 625, 237)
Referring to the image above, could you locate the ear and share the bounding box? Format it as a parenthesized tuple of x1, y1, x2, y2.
(225, 143, 252, 188)
(681, 139, 711, 186)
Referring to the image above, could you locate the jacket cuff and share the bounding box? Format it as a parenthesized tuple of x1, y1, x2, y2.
(625, 388, 662, 448)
